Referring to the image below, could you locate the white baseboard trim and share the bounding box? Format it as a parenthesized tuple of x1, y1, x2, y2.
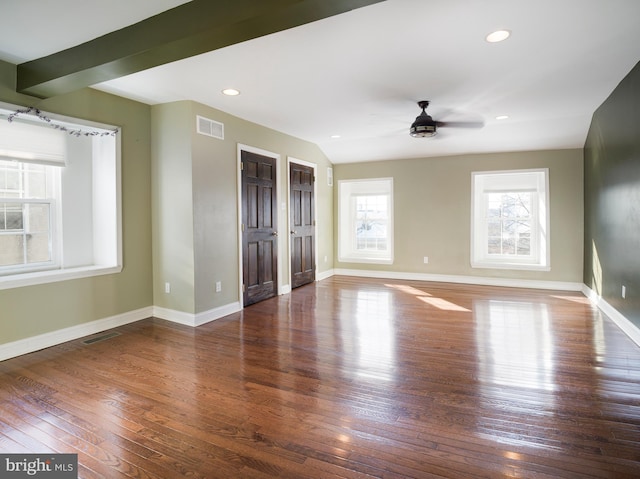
(152, 306, 195, 326)
(194, 302, 241, 327)
(0, 306, 153, 362)
(0, 300, 244, 361)
(153, 301, 241, 327)
(280, 284, 292, 295)
(333, 268, 583, 291)
(316, 269, 335, 281)
(582, 285, 640, 348)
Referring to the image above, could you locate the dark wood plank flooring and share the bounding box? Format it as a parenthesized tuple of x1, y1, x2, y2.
(1, 276, 640, 478)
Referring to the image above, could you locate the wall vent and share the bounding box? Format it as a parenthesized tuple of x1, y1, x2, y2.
(197, 115, 224, 140)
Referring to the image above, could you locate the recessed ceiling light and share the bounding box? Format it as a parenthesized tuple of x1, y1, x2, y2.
(222, 88, 240, 96)
(331, 134, 341, 139)
(496, 115, 510, 120)
(486, 30, 511, 43)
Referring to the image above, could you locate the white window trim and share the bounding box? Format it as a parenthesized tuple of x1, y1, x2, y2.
(471, 168, 550, 271)
(0, 103, 122, 290)
(338, 177, 394, 265)
(0, 264, 123, 290)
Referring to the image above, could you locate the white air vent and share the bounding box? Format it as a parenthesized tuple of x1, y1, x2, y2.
(196, 115, 224, 140)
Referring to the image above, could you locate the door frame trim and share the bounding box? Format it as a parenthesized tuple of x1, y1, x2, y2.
(287, 156, 318, 288)
(237, 144, 282, 308)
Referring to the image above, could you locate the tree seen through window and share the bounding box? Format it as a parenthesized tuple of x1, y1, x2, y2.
(486, 192, 532, 257)
(355, 195, 388, 251)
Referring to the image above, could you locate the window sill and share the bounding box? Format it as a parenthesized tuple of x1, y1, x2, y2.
(471, 261, 550, 272)
(338, 256, 393, 265)
(0, 264, 123, 290)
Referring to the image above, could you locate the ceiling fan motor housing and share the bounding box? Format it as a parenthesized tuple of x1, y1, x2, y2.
(410, 122, 437, 137)
(410, 100, 437, 137)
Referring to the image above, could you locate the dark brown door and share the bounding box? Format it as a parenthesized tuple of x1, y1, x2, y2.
(242, 150, 278, 306)
(290, 163, 315, 289)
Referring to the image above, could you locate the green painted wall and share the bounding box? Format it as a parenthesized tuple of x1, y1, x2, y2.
(334, 149, 584, 283)
(0, 60, 153, 344)
(151, 102, 196, 313)
(584, 61, 640, 327)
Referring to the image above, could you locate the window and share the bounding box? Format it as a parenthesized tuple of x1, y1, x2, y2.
(339, 178, 393, 264)
(0, 104, 121, 289)
(0, 161, 59, 271)
(471, 169, 549, 271)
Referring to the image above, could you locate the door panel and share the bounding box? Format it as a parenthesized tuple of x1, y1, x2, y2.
(290, 163, 315, 289)
(242, 150, 278, 306)
(263, 187, 273, 228)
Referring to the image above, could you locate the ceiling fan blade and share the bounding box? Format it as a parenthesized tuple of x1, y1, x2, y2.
(436, 120, 484, 129)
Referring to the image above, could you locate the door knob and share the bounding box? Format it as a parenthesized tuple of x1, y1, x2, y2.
(290, 230, 297, 235)
(271, 231, 278, 236)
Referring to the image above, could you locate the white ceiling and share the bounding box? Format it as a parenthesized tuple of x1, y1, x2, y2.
(2, 0, 640, 164)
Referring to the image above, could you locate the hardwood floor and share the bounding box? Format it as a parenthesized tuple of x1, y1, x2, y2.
(1, 276, 640, 478)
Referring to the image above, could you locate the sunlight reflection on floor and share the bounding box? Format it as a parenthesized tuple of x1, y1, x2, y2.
(385, 283, 470, 311)
(474, 299, 556, 394)
(339, 289, 396, 382)
(550, 295, 591, 304)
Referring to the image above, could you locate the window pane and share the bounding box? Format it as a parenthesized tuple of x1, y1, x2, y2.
(514, 202, 531, 218)
(27, 203, 50, 232)
(488, 237, 501, 254)
(517, 237, 531, 255)
(26, 168, 47, 198)
(0, 203, 23, 230)
(0, 234, 24, 267)
(26, 232, 51, 263)
(501, 193, 517, 212)
(27, 204, 51, 263)
(6, 209, 23, 229)
(503, 219, 518, 233)
(487, 220, 501, 236)
(502, 237, 516, 255)
(517, 221, 531, 235)
(487, 194, 502, 217)
(5, 170, 20, 192)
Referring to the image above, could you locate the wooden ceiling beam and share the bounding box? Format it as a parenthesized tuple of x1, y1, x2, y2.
(16, 0, 385, 98)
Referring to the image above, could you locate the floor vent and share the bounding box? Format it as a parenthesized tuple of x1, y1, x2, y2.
(82, 331, 121, 345)
(197, 115, 224, 139)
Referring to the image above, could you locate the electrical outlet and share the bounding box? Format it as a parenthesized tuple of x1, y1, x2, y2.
(622, 285, 626, 299)
(423, 256, 429, 264)
(215, 281, 222, 293)
(165, 282, 171, 294)
(324, 255, 328, 263)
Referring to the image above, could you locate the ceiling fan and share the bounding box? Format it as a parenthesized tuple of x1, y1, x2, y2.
(409, 100, 484, 137)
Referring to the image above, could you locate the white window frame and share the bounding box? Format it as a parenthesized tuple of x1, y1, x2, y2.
(338, 178, 394, 264)
(0, 103, 122, 290)
(471, 169, 549, 271)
